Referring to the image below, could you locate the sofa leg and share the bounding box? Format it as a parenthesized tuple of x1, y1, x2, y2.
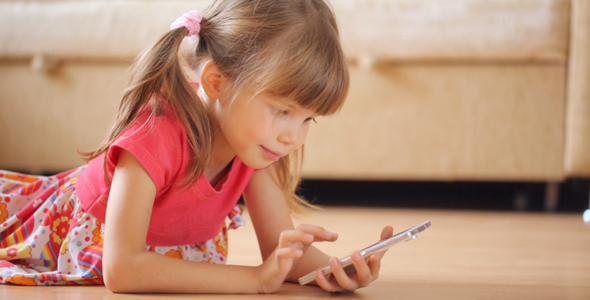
(544, 182, 560, 212)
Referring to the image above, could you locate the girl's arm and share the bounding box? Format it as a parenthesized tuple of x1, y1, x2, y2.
(243, 165, 394, 292)
(243, 165, 333, 276)
(102, 150, 316, 294)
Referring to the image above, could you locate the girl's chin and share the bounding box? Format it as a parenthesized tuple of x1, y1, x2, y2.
(237, 156, 275, 170)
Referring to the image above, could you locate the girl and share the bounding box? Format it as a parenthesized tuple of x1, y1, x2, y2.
(0, 0, 393, 294)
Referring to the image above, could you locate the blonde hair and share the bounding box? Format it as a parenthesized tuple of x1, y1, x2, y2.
(82, 0, 349, 214)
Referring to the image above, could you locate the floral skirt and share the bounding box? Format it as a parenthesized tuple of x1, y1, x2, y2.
(0, 167, 245, 286)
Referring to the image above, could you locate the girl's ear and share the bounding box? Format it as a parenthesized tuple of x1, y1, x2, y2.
(200, 60, 227, 100)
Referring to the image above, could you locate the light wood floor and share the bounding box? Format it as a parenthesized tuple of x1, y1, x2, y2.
(1, 207, 589, 299)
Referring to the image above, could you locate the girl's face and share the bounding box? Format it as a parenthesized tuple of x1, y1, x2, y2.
(213, 90, 317, 169)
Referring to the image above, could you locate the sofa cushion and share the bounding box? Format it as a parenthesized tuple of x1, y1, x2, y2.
(0, 0, 570, 63)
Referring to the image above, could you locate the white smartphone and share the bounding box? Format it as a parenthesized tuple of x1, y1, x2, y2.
(298, 220, 431, 285)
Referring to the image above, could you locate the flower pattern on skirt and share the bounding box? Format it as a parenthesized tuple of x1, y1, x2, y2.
(0, 167, 245, 286)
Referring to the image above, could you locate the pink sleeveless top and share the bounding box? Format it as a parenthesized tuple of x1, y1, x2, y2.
(76, 101, 256, 246)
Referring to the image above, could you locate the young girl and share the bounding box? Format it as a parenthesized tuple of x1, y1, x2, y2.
(0, 0, 393, 294)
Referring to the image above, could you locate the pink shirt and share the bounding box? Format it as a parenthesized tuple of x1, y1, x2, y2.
(76, 101, 256, 246)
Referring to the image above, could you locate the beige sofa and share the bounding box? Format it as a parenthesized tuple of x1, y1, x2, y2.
(1, 0, 589, 206)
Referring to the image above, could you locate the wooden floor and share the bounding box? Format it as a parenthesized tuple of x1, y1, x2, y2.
(1, 207, 589, 299)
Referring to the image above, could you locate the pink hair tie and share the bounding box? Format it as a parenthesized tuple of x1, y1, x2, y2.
(170, 10, 203, 42)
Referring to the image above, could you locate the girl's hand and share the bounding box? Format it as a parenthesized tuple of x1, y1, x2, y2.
(256, 224, 338, 294)
(315, 226, 394, 292)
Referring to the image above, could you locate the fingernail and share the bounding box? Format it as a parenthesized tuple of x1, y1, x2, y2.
(295, 250, 303, 256)
(304, 234, 314, 241)
(326, 231, 338, 238)
(352, 252, 361, 261)
(330, 258, 338, 267)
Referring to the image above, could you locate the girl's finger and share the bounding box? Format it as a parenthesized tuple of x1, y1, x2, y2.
(328, 257, 358, 291)
(315, 270, 342, 292)
(296, 224, 339, 242)
(350, 251, 372, 287)
(278, 230, 314, 248)
(275, 247, 303, 259)
(381, 226, 394, 241)
(368, 254, 382, 279)
(371, 226, 395, 260)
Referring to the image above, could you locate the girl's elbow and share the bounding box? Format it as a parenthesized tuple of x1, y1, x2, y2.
(104, 275, 123, 293)
(103, 265, 125, 293)
(103, 259, 137, 293)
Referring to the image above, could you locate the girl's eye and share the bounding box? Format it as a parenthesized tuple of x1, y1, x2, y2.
(272, 107, 288, 116)
(304, 117, 317, 123)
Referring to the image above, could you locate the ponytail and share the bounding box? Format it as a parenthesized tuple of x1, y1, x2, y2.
(80, 27, 212, 187)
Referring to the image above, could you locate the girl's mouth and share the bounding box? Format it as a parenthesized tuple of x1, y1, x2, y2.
(261, 146, 283, 161)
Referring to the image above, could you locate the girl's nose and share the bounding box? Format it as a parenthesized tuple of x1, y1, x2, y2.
(278, 125, 304, 146)
(278, 128, 297, 146)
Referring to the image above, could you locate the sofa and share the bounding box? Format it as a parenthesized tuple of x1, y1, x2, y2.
(1, 0, 588, 208)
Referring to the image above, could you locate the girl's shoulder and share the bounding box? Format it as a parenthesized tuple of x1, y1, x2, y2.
(109, 98, 190, 187)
